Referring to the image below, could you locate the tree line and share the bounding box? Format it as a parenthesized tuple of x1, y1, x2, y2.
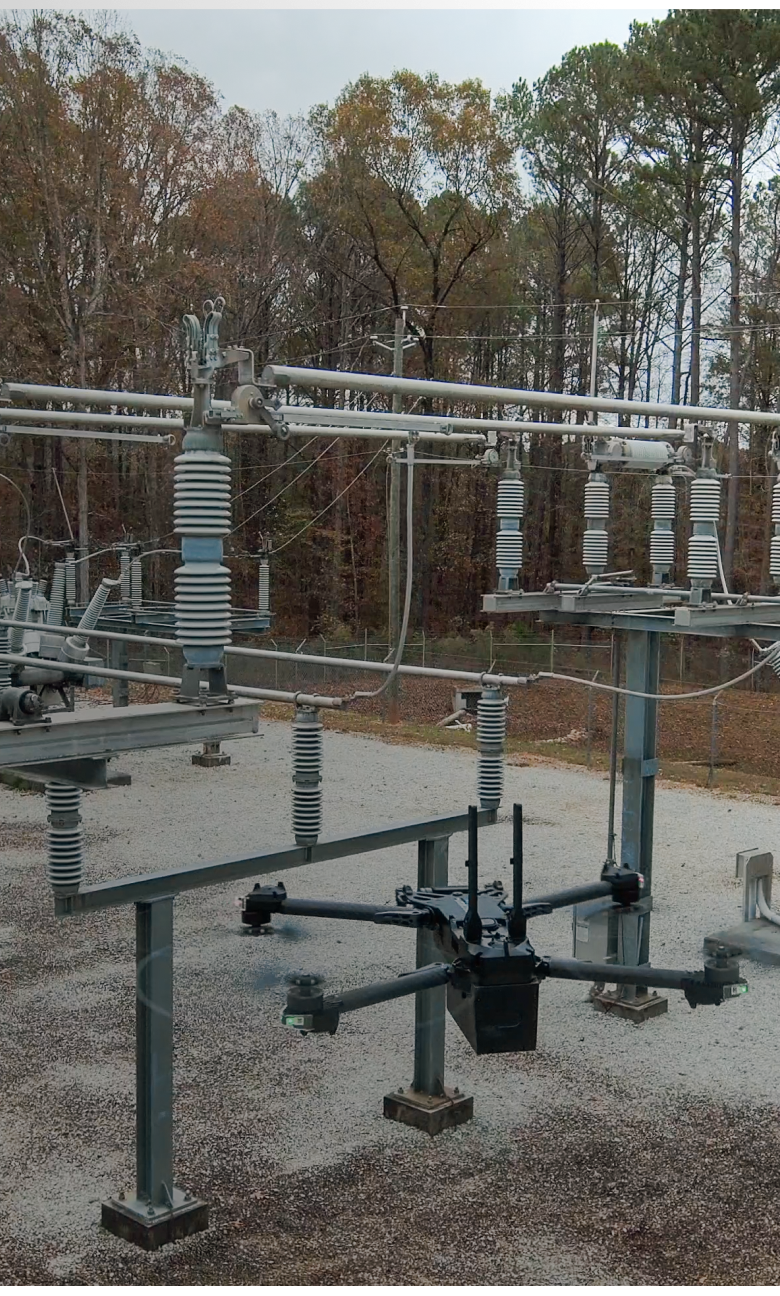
(2, 9, 780, 633)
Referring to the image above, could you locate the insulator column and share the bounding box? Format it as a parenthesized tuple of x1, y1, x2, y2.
(477, 687, 507, 810)
(130, 557, 142, 609)
(65, 552, 76, 607)
(771, 480, 780, 588)
(583, 472, 609, 576)
(8, 581, 32, 653)
(649, 475, 676, 585)
(292, 705, 323, 845)
(687, 475, 721, 589)
(48, 562, 66, 627)
(495, 466, 524, 592)
(119, 548, 132, 602)
(174, 439, 232, 698)
(0, 621, 10, 689)
(258, 557, 270, 616)
(45, 782, 83, 893)
(61, 577, 119, 663)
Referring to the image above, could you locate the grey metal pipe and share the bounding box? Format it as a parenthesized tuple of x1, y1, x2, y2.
(3, 619, 531, 688)
(3, 381, 229, 413)
(1, 407, 184, 430)
(276, 405, 453, 432)
(263, 363, 780, 428)
(0, 651, 345, 709)
(432, 418, 682, 440)
(239, 421, 486, 444)
(277, 406, 682, 439)
(0, 424, 175, 446)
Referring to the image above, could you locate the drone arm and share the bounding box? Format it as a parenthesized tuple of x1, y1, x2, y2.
(525, 872, 639, 914)
(332, 962, 452, 1015)
(282, 962, 452, 1034)
(241, 884, 434, 929)
(541, 955, 747, 1006)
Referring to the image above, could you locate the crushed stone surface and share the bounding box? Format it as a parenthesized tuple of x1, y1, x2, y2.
(1, 720, 779, 1284)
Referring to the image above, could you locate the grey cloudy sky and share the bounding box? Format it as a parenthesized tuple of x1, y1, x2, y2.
(119, 9, 669, 117)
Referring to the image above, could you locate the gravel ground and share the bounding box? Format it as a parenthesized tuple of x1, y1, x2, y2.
(1, 719, 779, 1284)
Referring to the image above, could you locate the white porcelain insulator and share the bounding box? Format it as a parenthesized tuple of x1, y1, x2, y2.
(772, 480, 780, 525)
(131, 558, 142, 609)
(292, 707, 323, 845)
(583, 530, 608, 569)
(496, 531, 523, 569)
(174, 564, 232, 646)
(174, 452, 232, 537)
(650, 531, 675, 566)
(651, 481, 676, 520)
(258, 561, 270, 614)
(497, 478, 524, 519)
(45, 782, 83, 893)
(690, 478, 721, 524)
(584, 480, 610, 519)
(770, 535, 780, 581)
(687, 533, 719, 581)
(477, 693, 507, 810)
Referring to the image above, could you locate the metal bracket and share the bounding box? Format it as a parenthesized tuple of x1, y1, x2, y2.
(737, 849, 773, 922)
(6, 756, 109, 789)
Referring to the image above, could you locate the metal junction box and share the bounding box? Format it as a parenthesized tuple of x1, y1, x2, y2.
(572, 896, 619, 964)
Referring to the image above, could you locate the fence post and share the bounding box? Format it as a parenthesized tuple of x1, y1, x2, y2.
(707, 696, 719, 789)
(550, 627, 555, 674)
(586, 671, 599, 767)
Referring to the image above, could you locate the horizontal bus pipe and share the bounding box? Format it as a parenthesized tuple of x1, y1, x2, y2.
(1, 406, 183, 431)
(435, 418, 683, 440)
(3, 381, 229, 413)
(0, 651, 345, 709)
(0, 424, 174, 446)
(55, 808, 498, 913)
(276, 405, 453, 432)
(238, 421, 486, 444)
(263, 364, 780, 428)
(2, 620, 531, 687)
(278, 406, 682, 439)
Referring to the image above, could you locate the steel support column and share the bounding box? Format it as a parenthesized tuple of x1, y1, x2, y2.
(384, 836, 473, 1133)
(101, 897, 208, 1249)
(412, 837, 448, 1096)
(594, 629, 667, 1021)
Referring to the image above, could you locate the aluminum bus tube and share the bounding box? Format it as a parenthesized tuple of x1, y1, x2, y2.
(0, 407, 184, 430)
(2, 619, 530, 688)
(277, 406, 682, 438)
(0, 424, 175, 446)
(439, 418, 684, 439)
(0, 651, 345, 709)
(263, 364, 780, 429)
(238, 421, 486, 444)
(3, 382, 230, 413)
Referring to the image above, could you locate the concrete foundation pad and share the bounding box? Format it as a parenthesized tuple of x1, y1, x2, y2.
(704, 919, 780, 967)
(592, 989, 668, 1023)
(383, 1086, 474, 1135)
(191, 752, 231, 768)
(101, 1191, 208, 1251)
(107, 772, 132, 787)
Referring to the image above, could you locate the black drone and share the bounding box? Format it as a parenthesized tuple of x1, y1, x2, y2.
(240, 804, 747, 1055)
